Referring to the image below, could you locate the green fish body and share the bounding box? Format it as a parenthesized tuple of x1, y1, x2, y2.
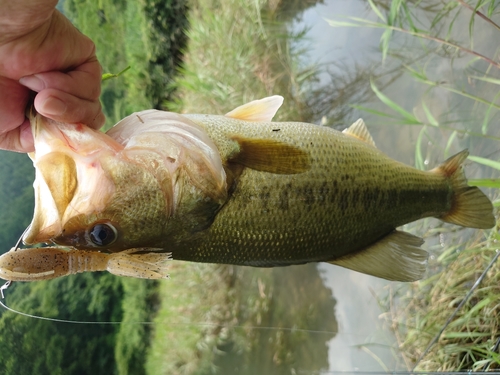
(21, 96, 495, 282)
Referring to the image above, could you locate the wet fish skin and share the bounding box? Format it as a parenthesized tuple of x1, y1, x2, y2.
(178, 114, 490, 275)
(22, 96, 495, 282)
(24, 110, 228, 254)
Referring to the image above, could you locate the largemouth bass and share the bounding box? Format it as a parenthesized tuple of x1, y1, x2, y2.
(1, 96, 494, 282)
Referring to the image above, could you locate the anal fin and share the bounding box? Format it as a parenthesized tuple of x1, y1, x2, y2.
(328, 230, 427, 282)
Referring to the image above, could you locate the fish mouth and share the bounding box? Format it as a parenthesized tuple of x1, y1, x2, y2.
(23, 150, 78, 244)
(23, 112, 122, 245)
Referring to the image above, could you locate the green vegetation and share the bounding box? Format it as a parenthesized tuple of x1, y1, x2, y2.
(115, 278, 160, 375)
(145, 263, 336, 375)
(0, 1, 188, 374)
(388, 231, 500, 371)
(64, 0, 188, 128)
(1, 1, 339, 374)
(328, 0, 500, 160)
(2, 0, 498, 373)
(145, 263, 239, 375)
(0, 274, 123, 375)
(169, 0, 377, 128)
(0, 274, 161, 375)
(327, 0, 500, 371)
(168, 0, 318, 119)
(0, 152, 34, 247)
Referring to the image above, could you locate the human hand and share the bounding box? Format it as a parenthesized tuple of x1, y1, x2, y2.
(0, 1, 105, 152)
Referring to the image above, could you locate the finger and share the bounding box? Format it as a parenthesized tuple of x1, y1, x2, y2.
(0, 119, 34, 153)
(19, 58, 102, 102)
(34, 88, 105, 130)
(0, 77, 30, 134)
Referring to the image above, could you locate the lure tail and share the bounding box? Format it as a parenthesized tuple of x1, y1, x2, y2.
(434, 150, 495, 229)
(0, 247, 171, 281)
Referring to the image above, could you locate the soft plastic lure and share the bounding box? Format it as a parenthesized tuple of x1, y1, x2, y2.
(0, 246, 171, 281)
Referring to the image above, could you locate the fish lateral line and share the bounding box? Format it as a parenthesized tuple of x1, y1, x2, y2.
(19, 96, 496, 283)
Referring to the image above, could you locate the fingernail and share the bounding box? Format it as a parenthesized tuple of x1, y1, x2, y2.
(41, 97, 67, 116)
(19, 75, 45, 92)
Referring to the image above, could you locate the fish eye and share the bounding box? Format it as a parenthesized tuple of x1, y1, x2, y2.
(88, 223, 117, 247)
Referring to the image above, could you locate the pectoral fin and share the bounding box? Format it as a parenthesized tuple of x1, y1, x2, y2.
(230, 136, 310, 174)
(328, 230, 427, 282)
(225, 96, 284, 122)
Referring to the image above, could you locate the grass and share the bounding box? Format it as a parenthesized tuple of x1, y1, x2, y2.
(327, 0, 500, 371)
(167, 0, 316, 120)
(144, 262, 240, 375)
(168, 0, 379, 128)
(385, 229, 500, 371)
(143, 1, 341, 373)
(144, 263, 305, 375)
(145, 263, 337, 375)
(61, 0, 500, 372)
(146, 0, 500, 372)
(64, 0, 188, 129)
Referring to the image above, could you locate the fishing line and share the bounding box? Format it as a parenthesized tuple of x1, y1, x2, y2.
(14, 228, 26, 249)
(413, 249, 500, 371)
(11, 225, 30, 251)
(4, 236, 498, 369)
(4, 281, 495, 375)
(482, 332, 500, 371)
(0, 227, 382, 338)
(0, 228, 382, 340)
(0, 280, 359, 337)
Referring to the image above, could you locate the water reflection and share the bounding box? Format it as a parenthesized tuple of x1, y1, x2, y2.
(212, 264, 337, 375)
(0, 0, 498, 373)
(294, 0, 499, 372)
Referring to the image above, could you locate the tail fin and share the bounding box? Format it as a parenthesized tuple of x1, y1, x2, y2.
(434, 150, 495, 229)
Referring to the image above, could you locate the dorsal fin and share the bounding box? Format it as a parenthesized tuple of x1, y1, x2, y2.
(225, 96, 284, 122)
(342, 119, 376, 147)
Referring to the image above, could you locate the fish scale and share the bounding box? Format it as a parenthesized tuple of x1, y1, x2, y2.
(5, 96, 493, 282)
(180, 116, 453, 266)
